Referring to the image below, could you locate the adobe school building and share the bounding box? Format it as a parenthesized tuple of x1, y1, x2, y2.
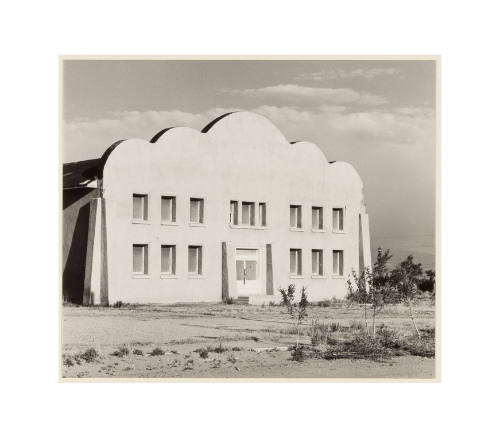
(62, 111, 371, 305)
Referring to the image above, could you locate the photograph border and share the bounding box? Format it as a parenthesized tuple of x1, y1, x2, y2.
(59, 54, 440, 383)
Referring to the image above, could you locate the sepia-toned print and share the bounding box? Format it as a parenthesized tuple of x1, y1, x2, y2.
(61, 57, 438, 380)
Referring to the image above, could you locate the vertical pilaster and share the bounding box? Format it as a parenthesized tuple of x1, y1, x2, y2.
(266, 243, 273, 295)
(221, 242, 229, 302)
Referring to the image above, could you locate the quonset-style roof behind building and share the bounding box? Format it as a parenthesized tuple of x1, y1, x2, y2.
(63, 158, 101, 188)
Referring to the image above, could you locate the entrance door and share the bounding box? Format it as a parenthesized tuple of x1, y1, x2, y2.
(235, 248, 260, 295)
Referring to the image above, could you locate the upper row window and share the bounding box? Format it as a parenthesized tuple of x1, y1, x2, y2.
(230, 201, 266, 227)
(290, 205, 344, 232)
(132, 195, 204, 224)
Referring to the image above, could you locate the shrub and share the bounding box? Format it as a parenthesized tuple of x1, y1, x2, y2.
(111, 346, 130, 357)
(231, 346, 243, 351)
(213, 342, 227, 353)
(78, 348, 99, 363)
(290, 344, 306, 362)
(149, 347, 165, 356)
(316, 299, 331, 307)
(224, 297, 234, 305)
(63, 357, 74, 367)
(198, 348, 209, 359)
(132, 348, 144, 356)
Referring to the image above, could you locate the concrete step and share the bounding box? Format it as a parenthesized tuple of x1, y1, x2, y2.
(233, 296, 249, 305)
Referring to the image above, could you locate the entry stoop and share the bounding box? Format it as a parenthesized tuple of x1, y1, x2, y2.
(233, 296, 250, 305)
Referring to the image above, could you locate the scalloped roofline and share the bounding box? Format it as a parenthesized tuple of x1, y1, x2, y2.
(67, 111, 345, 186)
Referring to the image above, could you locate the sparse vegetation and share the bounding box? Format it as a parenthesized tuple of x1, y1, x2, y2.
(149, 347, 165, 356)
(198, 348, 209, 359)
(391, 255, 424, 338)
(111, 346, 130, 357)
(78, 348, 100, 363)
(132, 348, 144, 356)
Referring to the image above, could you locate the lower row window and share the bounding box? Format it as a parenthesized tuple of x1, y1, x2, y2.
(290, 248, 344, 277)
(132, 244, 202, 276)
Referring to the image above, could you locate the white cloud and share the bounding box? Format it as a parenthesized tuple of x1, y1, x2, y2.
(224, 84, 388, 106)
(63, 104, 433, 163)
(63, 104, 435, 256)
(296, 67, 401, 81)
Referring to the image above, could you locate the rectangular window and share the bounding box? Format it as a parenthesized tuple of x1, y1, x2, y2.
(132, 194, 148, 221)
(290, 249, 302, 275)
(332, 250, 344, 276)
(132, 244, 148, 274)
(188, 246, 202, 275)
(258, 202, 266, 226)
(190, 198, 204, 224)
(312, 249, 323, 276)
(312, 206, 323, 230)
(332, 208, 344, 232)
(230, 200, 238, 225)
(161, 245, 176, 275)
(161, 196, 176, 223)
(290, 205, 302, 228)
(242, 202, 255, 226)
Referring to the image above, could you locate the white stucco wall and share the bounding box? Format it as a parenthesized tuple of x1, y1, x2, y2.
(100, 111, 370, 304)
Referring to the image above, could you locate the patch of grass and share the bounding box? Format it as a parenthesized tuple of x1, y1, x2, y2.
(250, 336, 259, 342)
(349, 320, 365, 331)
(324, 333, 391, 360)
(113, 301, 130, 308)
(227, 354, 237, 364)
(309, 320, 342, 346)
(149, 347, 165, 356)
(63, 356, 74, 367)
(111, 346, 130, 357)
(132, 348, 144, 356)
(231, 346, 243, 351)
(376, 327, 435, 358)
(223, 297, 234, 305)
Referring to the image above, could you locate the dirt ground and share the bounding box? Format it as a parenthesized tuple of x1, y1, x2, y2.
(61, 302, 436, 379)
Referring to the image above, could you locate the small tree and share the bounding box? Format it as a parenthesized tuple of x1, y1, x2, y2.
(346, 268, 371, 331)
(279, 284, 309, 349)
(347, 247, 395, 336)
(391, 255, 423, 338)
(370, 248, 395, 335)
(418, 269, 436, 301)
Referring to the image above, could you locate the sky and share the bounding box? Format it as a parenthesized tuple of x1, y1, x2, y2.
(62, 59, 436, 269)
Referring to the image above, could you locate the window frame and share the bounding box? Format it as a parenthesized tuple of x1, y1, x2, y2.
(230, 200, 239, 225)
(311, 206, 324, 231)
(161, 196, 177, 224)
(258, 202, 267, 227)
(132, 244, 149, 277)
(332, 250, 344, 277)
(289, 248, 303, 277)
(311, 249, 324, 277)
(332, 207, 344, 233)
(189, 197, 205, 225)
(241, 201, 256, 226)
(132, 193, 149, 223)
(160, 244, 176, 277)
(188, 245, 203, 276)
(290, 204, 302, 229)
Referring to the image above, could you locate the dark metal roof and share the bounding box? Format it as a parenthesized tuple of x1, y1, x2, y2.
(63, 158, 101, 188)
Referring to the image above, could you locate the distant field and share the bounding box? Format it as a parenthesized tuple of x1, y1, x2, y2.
(61, 301, 436, 379)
